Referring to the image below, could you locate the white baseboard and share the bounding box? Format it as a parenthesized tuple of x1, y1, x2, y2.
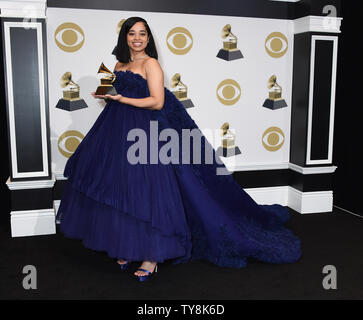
(245, 186, 333, 214)
(9, 186, 333, 237)
(245, 186, 289, 206)
(10, 208, 56, 237)
(288, 188, 333, 214)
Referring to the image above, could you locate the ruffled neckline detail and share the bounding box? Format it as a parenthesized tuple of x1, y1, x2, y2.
(114, 69, 147, 82)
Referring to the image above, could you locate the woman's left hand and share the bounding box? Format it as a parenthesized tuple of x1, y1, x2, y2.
(91, 91, 123, 102)
(104, 94, 123, 102)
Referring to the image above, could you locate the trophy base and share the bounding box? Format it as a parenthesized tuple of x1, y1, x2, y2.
(179, 98, 195, 109)
(263, 99, 288, 110)
(95, 86, 118, 95)
(56, 98, 88, 112)
(216, 49, 243, 61)
(217, 146, 241, 158)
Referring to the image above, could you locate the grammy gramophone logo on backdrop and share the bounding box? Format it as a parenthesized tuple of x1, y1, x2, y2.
(56, 72, 88, 111)
(216, 79, 241, 106)
(166, 27, 193, 55)
(216, 122, 241, 158)
(263, 75, 287, 110)
(216, 24, 243, 61)
(170, 73, 195, 109)
(58, 130, 84, 158)
(54, 22, 85, 52)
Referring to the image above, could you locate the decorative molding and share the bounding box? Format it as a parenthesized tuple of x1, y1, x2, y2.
(214, 161, 337, 174)
(0, 0, 46, 18)
(3, 20, 49, 178)
(10, 208, 56, 237)
(6, 175, 56, 190)
(223, 161, 289, 172)
(294, 15, 342, 34)
(306, 35, 338, 165)
(288, 187, 333, 213)
(245, 186, 288, 206)
(55, 174, 68, 180)
(245, 186, 333, 214)
(288, 163, 337, 175)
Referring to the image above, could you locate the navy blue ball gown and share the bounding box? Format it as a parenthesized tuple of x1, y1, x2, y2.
(56, 69, 301, 268)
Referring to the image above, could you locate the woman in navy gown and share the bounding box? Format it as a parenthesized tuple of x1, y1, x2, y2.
(56, 16, 301, 282)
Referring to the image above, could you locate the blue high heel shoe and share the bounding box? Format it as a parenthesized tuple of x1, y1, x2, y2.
(117, 260, 130, 270)
(135, 264, 158, 282)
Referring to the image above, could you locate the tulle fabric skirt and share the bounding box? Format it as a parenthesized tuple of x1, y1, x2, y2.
(57, 93, 301, 267)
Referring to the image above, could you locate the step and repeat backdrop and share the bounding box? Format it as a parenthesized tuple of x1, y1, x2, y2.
(46, 7, 293, 175)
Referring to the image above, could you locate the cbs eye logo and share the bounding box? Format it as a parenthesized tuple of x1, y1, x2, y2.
(166, 27, 193, 55)
(55, 22, 85, 52)
(58, 130, 84, 158)
(265, 32, 288, 58)
(216, 79, 241, 105)
(262, 127, 285, 151)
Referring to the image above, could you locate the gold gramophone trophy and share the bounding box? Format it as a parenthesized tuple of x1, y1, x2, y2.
(171, 73, 195, 109)
(216, 24, 243, 61)
(95, 62, 118, 96)
(216, 122, 241, 157)
(263, 75, 288, 110)
(56, 72, 88, 111)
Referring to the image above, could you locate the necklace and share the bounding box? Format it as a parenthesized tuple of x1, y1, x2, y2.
(130, 54, 148, 62)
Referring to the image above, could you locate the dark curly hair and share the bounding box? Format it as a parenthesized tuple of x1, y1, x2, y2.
(112, 17, 158, 63)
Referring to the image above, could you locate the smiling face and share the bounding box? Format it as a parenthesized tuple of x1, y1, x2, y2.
(126, 21, 149, 54)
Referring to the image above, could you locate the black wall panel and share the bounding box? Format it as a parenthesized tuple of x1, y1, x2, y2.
(310, 39, 333, 161)
(10, 27, 43, 172)
(1, 17, 51, 181)
(290, 33, 311, 167)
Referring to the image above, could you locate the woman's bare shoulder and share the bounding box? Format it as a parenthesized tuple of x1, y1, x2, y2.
(114, 61, 125, 71)
(144, 58, 163, 75)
